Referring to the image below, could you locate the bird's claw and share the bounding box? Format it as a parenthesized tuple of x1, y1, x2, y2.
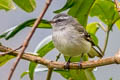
(64, 61, 70, 69)
(78, 61, 82, 69)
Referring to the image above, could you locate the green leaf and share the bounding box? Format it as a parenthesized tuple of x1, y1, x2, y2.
(86, 22, 99, 45)
(29, 39, 54, 80)
(64, 53, 88, 63)
(36, 41, 54, 56)
(0, 19, 51, 40)
(89, 33, 98, 45)
(20, 71, 29, 79)
(90, 0, 120, 28)
(115, 19, 120, 30)
(3, 19, 36, 40)
(54, 0, 75, 13)
(69, 69, 96, 80)
(22, 67, 48, 80)
(56, 69, 95, 80)
(55, 70, 71, 79)
(13, 0, 36, 12)
(0, 55, 14, 67)
(68, 0, 95, 27)
(29, 19, 52, 29)
(109, 77, 112, 80)
(29, 62, 37, 80)
(0, 31, 10, 39)
(0, 0, 15, 11)
(86, 22, 99, 34)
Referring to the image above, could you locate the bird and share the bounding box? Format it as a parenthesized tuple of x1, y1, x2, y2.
(50, 13, 102, 68)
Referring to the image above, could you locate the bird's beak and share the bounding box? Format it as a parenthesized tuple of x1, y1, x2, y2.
(49, 20, 55, 24)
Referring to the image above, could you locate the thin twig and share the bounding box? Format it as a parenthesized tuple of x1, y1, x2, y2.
(46, 53, 61, 80)
(102, 30, 110, 55)
(0, 44, 120, 69)
(8, 0, 52, 80)
(46, 68, 53, 80)
(0, 45, 22, 56)
(98, 22, 107, 32)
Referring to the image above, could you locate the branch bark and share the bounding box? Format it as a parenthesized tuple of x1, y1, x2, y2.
(0, 44, 120, 70)
(8, 0, 52, 80)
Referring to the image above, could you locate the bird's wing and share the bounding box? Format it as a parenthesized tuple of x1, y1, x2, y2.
(72, 22, 95, 46)
(83, 31, 95, 46)
(72, 21, 103, 57)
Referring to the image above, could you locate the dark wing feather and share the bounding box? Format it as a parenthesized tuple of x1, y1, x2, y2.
(83, 31, 95, 46)
(72, 22, 95, 46)
(72, 21, 103, 57)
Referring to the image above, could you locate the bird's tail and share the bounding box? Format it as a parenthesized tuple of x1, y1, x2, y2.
(88, 47, 103, 58)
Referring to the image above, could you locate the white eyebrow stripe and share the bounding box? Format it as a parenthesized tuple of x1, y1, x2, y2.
(57, 16, 69, 20)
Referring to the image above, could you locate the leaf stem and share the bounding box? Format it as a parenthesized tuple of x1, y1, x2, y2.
(102, 29, 110, 55)
(98, 22, 107, 32)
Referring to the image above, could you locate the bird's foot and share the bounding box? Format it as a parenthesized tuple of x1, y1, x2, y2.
(64, 57, 72, 69)
(64, 61, 70, 69)
(78, 60, 82, 69)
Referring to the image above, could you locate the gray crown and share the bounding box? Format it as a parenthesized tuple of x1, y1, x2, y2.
(52, 13, 73, 24)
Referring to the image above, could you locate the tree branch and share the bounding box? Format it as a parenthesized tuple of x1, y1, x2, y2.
(0, 44, 120, 70)
(8, 0, 52, 80)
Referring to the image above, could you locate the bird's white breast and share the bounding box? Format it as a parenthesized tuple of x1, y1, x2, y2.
(52, 27, 91, 57)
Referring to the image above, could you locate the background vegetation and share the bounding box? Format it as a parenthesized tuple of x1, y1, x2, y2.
(0, 0, 120, 80)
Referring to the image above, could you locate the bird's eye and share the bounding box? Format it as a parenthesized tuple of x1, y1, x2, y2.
(56, 19, 63, 22)
(55, 19, 66, 23)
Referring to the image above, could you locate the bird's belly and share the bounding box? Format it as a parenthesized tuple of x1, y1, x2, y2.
(52, 31, 91, 57)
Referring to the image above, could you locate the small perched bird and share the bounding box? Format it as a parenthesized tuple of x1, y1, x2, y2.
(50, 13, 102, 68)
